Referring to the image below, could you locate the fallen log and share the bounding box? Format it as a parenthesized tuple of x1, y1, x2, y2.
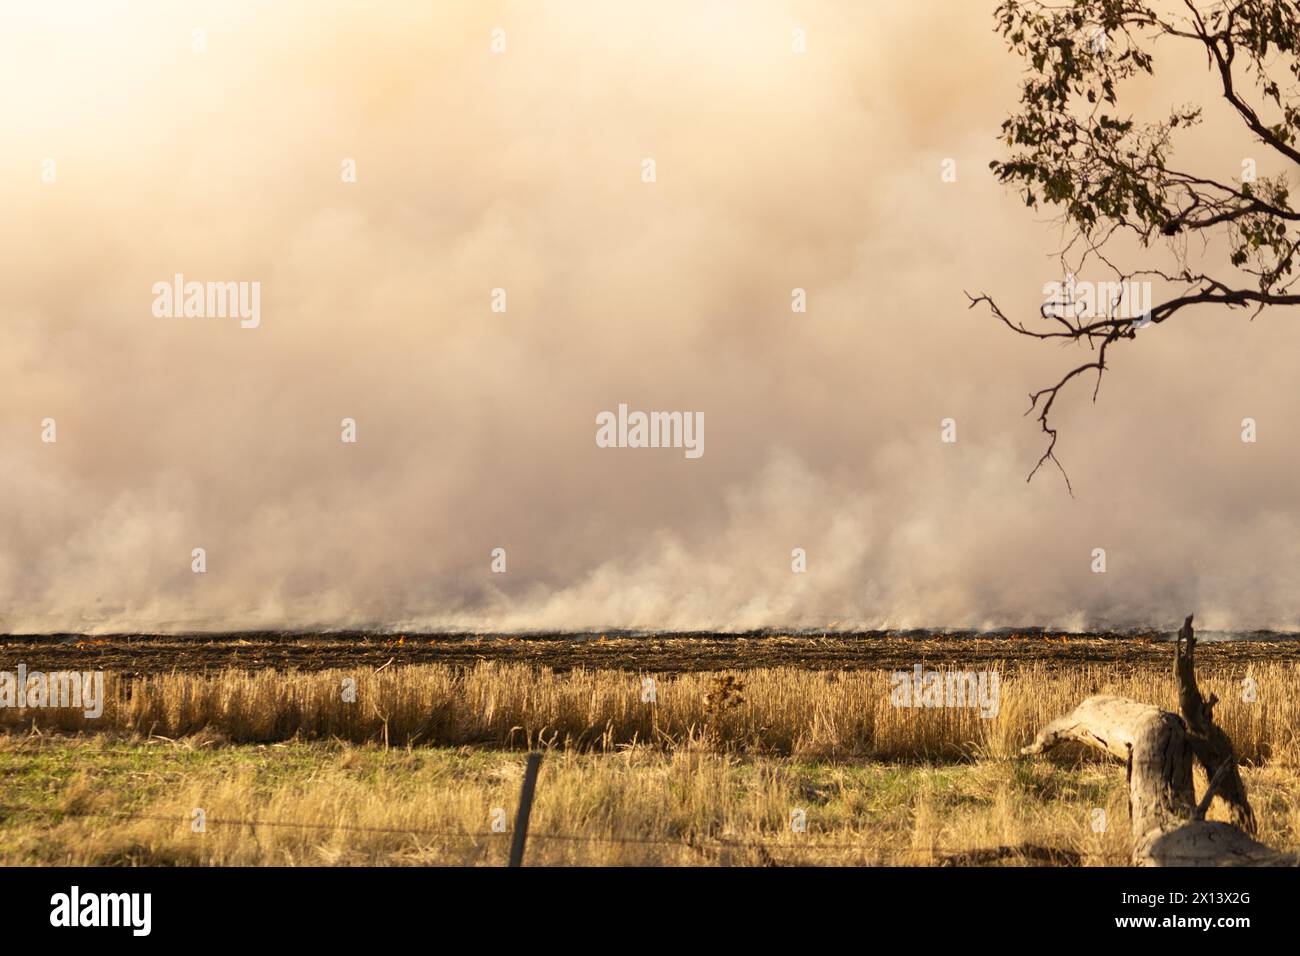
(1020, 615, 1296, 867)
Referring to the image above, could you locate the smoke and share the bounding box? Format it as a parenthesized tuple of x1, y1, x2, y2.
(3, 0, 1300, 633)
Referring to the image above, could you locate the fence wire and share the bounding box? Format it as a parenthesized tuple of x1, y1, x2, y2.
(0, 802, 1133, 864)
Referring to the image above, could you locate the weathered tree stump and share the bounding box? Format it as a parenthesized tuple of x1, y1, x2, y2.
(1021, 615, 1296, 866)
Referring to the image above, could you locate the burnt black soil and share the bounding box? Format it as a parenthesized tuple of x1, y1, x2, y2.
(2, 630, 1297, 675)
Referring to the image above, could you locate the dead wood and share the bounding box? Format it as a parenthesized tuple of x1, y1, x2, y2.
(1021, 615, 1295, 866)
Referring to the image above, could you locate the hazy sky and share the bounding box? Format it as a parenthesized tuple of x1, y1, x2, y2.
(3, 0, 1300, 633)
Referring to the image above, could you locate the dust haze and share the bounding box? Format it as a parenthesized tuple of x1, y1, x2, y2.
(3, 0, 1300, 634)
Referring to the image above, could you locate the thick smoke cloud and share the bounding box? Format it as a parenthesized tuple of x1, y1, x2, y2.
(3, 1, 1300, 633)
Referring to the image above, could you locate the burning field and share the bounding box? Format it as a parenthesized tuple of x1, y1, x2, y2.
(4, 630, 1300, 676)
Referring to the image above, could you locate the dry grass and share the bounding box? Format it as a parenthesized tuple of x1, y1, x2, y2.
(4, 660, 1298, 865)
(1, 736, 1296, 866)
(3, 660, 1298, 763)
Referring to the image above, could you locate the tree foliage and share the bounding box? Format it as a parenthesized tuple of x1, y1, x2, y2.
(973, 0, 1300, 490)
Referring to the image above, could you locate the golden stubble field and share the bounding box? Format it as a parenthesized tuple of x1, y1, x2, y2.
(1, 655, 1297, 866)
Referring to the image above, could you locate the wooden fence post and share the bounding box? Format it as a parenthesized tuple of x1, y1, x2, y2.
(508, 752, 543, 867)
